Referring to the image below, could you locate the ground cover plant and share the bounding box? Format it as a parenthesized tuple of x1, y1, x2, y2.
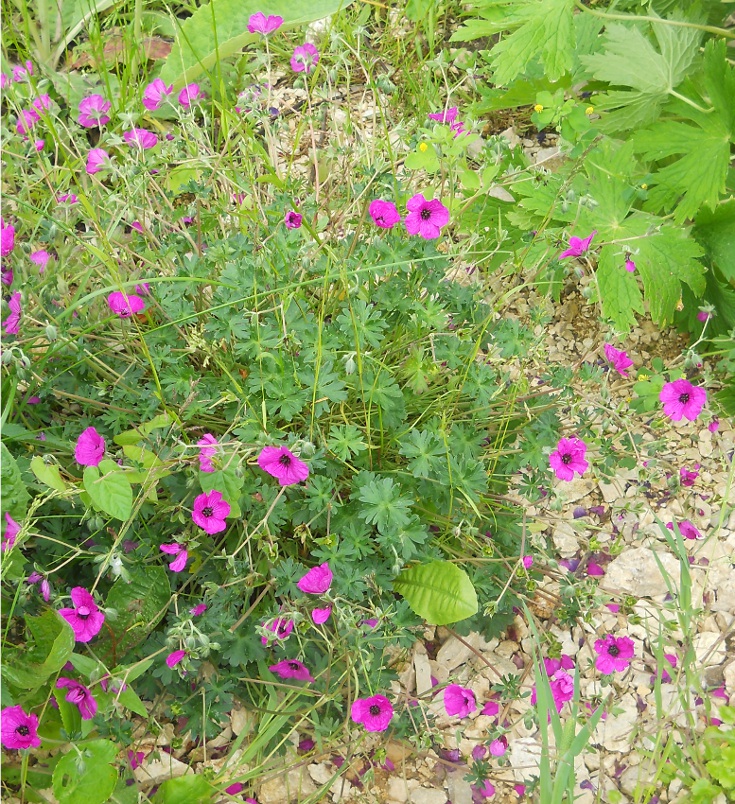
(1, 0, 733, 802)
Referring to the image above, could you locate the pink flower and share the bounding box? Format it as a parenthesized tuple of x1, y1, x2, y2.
(142, 78, 173, 111)
(481, 700, 499, 717)
(261, 617, 294, 644)
(667, 519, 702, 540)
(28, 572, 51, 602)
(128, 749, 145, 770)
(2, 269, 13, 286)
(660, 379, 706, 422)
(269, 659, 314, 682)
(197, 433, 219, 472)
(489, 737, 507, 757)
(75, 426, 105, 466)
(428, 106, 458, 124)
(369, 199, 401, 229)
(248, 12, 283, 34)
(16, 108, 40, 135)
(57, 193, 79, 205)
(297, 562, 333, 594)
(56, 678, 97, 720)
(257, 446, 309, 486)
(291, 43, 319, 74)
(709, 419, 719, 433)
(123, 128, 158, 149)
(178, 83, 201, 108)
(697, 310, 711, 322)
(473, 780, 495, 799)
(1, 218, 15, 256)
(34, 139, 45, 151)
(311, 606, 331, 624)
(624, 258, 636, 272)
(2, 513, 20, 552)
(559, 230, 596, 259)
(680, 465, 699, 487)
(603, 344, 633, 377)
(587, 561, 605, 577)
(32, 95, 53, 115)
(351, 694, 394, 732)
(59, 587, 105, 642)
(11, 61, 33, 82)
(1, 706, 41, 750)
(404, 193, 450, 240)
(284, 211, 303, 229)
(594, 634, 635, 674)
(522, 555, 533, 569)
(190, 603, 207, 616)
(86, 148, 110, 175)
(30, 250, 51, 272)
(192, 489, 230, 534)
(107, 291, 145, 317)
(549, 436, 588, 481)
(225, 783, 244, 795)
(166, 649, 187, 668)
(450, 120, 468, 137)
(3, 291, 21, 335)
(444, 684, 476, 717)
(78, 95, 111, 128)
(160, 543, 188, 572)
(532, 669, 575, 712)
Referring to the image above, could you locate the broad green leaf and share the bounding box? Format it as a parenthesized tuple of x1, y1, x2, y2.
(83, 460, 133, 521)
(694, 199, 735, 282)
(114, 412, 173, 446)
(596, 248, 644, 332)
(53, 739, 118, 804)
(68, 654, 101, 678)
(122, 445, 164, 468)
(1, 442, 30, 523)
(2, 611, 75, 691)
(160, 0, 355, 88)
(199, 467, 242, 517)
(394, 560, 478, 625)
(116, 687, 149, 718)
(152, 774, 215, 804)
(30, 456, 68, 491)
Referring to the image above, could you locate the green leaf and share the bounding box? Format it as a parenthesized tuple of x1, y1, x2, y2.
(160, 0, 354, 87)
(114, 412, 174, 446)
(83, 460, 133, 521)
(355, 476, 413, 534)
(2, 610, 75, 691)
(152, 774, 215, 804)
(30, 456, 68, 491)
(1, 442, 30, 523)
(116, 687, 149, 718)
(394, 560, 478, 625)
(694, 199, 735, 282)
(199, 467, 242, 517)
(596, 248, 645, 332)
(53, 739, 118, 804)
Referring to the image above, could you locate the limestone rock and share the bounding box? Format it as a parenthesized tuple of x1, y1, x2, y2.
(436, 633, 480, 672)
(446, 775, 473, 804)
(258, 766, 316, 804)
(601, 548, 680, 598)
(133, 753, 192, 786)
(692, 632, 727, 666)
(509, 737, 542, 782)
(409, 788, 448, 804)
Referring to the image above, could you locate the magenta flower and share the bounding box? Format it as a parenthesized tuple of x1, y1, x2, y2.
(473, 780, 495, 799)
(261, 617, 294, 645)
(128, 750, 145, 770)
(679, 466, 699, 487)
(291, 43, 319, 74)
(297, 562, 333, 594)
(481, 700, 499, 717)
(444, 684, 477, 717)
(248, 12, 283, 34)
(166, 649, 187, 668)
(428, 106, 458, 124)
(257, 446, 309, 486)
(2, 268, 13, 286)
(697, 310, 711, 322)
(197, 433, 219, 472)
(522, 554, 533, 570)
(34, 139, 45, 151)
(59, 587, 105, 642)
(667, 519, 702, 540)
(1, 217, 15, 256)
(160, 543, 188, 572)
(549, 671, 575, 712)
(603, 344, 633, 377)
(86, 147, 110, 175)
(142, 78, 173, 111)
(178, 83, 201, 108)
(369, 199, 401, 229)
(123, 128, 158, 149)
(11, 61, 33, 82)
(450, 120, 468, 138)
(2, 513, 20, 552)
(489, 736, 507, 757)
(269, 659, 314, 682)
(16, 108, 40, 136)
(30, 250, 51, 272)
(311, 606, 331, 624)
(709, 419, 719, 433)
(32, 94, 53, 115)
(57, 193, 78, 205)
(3, 291, 21, 335)
(107, 291, 145, 317)
(190, 603, 207, 616)
(192, 489, 230, 534)
(594, 634, 635, 674)
(351, 694, 394, 732)
(559, 230, 597, 259)
(625, 258, 636, 273)
(56, 678, 97, 720)
(549, 436, 588, 481)
(78, 95, 111, 128)
(1, 706, 41, 750)
(660, 379, 706, 422)
(284, 210, 303, 229)
(75, 426, 105, 466)
(28, 572, 51, 601)
(404, 193, 450, 240)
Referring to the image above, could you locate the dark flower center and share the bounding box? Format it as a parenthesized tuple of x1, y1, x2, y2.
(17, 725, 30, 736)
(120, 309, 131, 317)
(608, 644, 619, 656)
(369, 704, 382, 716)
(561, 453, 572, 465)
(678, 393, 689, 404)
(278, 454, 292, 466)
(77, 605, 90, 619)
(420, 209, 432, 220)
(289, 662, 301, 670)
(202, 506, 213, 517)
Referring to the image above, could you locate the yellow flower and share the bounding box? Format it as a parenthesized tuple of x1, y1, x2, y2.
(641, 183, 648, 190)
(637, 372, 649, 381)
(585, 106, 594, 115)
(419, 142, 428, 153)
(533, 104, 544, 113)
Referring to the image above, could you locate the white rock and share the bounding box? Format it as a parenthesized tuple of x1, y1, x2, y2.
(436, 633, 480, 672)
(133, 753, 192, 786)
(552, 521, 579, 557)
(414, 642, 433, 696)
(593, 694, 638, 752)
(698, 429, 713, 457)
(386, 776, 412, 804)
(331, 778, 352, 802)
(308, 764, 333, 786)
(723, 660, 735, 694)
(559, 477, 596, 504)
(600, 547, 680, 598)
(409, 788, 447, 804)
(692, 631, 727, 666)
(509, 737, 542, 782)
(258, 767, 316, 804)
(446, 775, 473, 804)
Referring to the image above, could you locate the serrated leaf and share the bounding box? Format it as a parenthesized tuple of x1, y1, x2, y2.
(53, 739, 118, 804)
(694, 199, 735, 281)
(30, 456, 68, 491)
(160, 0, 354, 87)
(596, 248, 645, 332)
(394, 560, 478, 625)
(83, 462, 133, 521)
(1, 442, 30, 523)
(199, 468, 241, 517)
(2, 611, 75, 691)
